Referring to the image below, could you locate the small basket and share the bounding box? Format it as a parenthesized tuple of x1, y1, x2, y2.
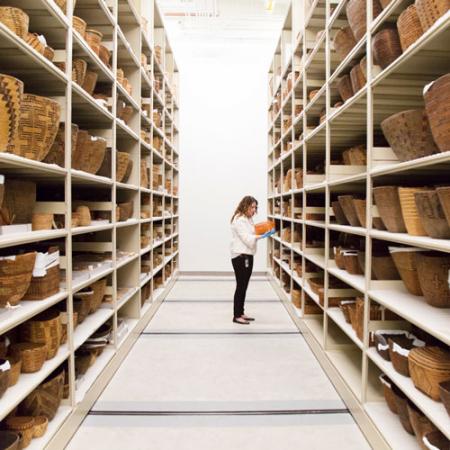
(415, 190, 450, 239)
(379, 374, 398, 414)
(43, 46, 55, 61)
(389, 247, 424, 296)
(291, 289, 301, 308)
(119, 202, 134, 221)
(118, 104, 133, 124)
(25, 32, 45, 55)
(380, 109, 438, 162)
(388, 335, 425, 376)
(415, 0, 450, 31)
(9, 342, 46, 373)
(5, 417, 34, 448)
(122, 159, 133, 183)
(23, 260, 60, 301)
(331, 201, 349, 225)
(340, 300, 356, 323)
(407, 403, 438, 449)
(72, 16, 87, 37)
(0, 7, 29, 39)
(399, 187, 428, 236)
(72, 130, 107, 174)
(73, 293, 92, 323)
(333, 26, 357, 60)
(31, 213, 54, 231)
(338, 195, 361, 226)
(6, 354, 21, 386)
(89, 278, 107, 314)
(397, 4, 424, 51)
(343, 251, 362, 275)
(116, 151, 130, 182)
(372, 27, 403, 69)
(32, 416, 48, 438)
(392, 388, 415, 434)
(373, 186, 406, 233)
(423, 73, 450, 152)
(343, 145, 366, 165)
(374, 330, 410, 361)
(72, 58, 88, 85)
(75, 205, 91, 226)
(346, 0, 382, 41)
(81, 70, 98, 96)
(75, 350, 96, 376)
(350, 62, 366, 94)
(99, 45, 111, 67)
(85, 28, 103, 50)
(337, 75, 354, 102)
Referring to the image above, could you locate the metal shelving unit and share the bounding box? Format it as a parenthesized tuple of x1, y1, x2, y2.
(0, 0, 179, 447)
(268, 1, 450, 449)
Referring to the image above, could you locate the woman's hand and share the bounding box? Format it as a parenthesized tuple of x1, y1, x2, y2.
(257, 229, 276, 239)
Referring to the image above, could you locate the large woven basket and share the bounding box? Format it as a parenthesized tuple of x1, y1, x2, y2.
(333, 26, 357, 60)
(0, 7, 29, 39)
(13, 93, 61, 161)
(389, 247, 424, 295)
(423, 73, 450, 152)
(436, 186, 450, 227)
(19, 367, 65, 419)
(380, 109, 438, 162)
(373, 186, 407, 232)
(409, 346, 450, 400)
(116, 151, 130, 182)
(415, 0, 450, 31)
(1, 178, 36, 225)
(346, 0, 382, 41)
(72, 130, 107, 174)
(6, 354, 21, 387)
(0, 74, 24, 153)
(338, 195, 361, 226)
(415, 251, 450, 307)
(72, 59, 87, 85)
(415, 190, 450, 239)
(350, 63, 366, 93)
(0, 252, 36, 307)
(44, 123, 79, 168)
(372, 253, 400, 280)
(397, 4, 424, 51)
(372, 27, 403, 69)
(399, 187, 427, 236)
(337, 74, 354, 102)
(23, 262, 60, 301)
(81, 70, 98, 96)
(10, 342, 46, 373)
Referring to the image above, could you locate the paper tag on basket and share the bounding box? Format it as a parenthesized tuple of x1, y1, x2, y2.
(37, 34, 47, 46)
(0, 360, 11, 372)
(423, 80, 434, 96)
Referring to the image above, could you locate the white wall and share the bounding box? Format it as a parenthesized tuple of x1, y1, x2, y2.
(178, 41, 270, 272)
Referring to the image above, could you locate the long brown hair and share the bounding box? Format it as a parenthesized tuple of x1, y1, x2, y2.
(231, 196, 258, 223)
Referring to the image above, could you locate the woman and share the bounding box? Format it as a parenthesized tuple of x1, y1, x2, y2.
(230, 196, 274, 324)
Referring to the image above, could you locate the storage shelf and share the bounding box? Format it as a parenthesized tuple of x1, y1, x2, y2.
(74, 308, 115, 350)
(326, 349, 362, 400)
(327, 308, 363, 350)
(0, 229, 67, 249)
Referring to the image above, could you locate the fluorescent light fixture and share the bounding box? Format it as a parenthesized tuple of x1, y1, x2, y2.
(265, 0, 275, 12)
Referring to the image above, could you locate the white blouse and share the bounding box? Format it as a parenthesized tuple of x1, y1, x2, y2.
(230, 215, 257, 259)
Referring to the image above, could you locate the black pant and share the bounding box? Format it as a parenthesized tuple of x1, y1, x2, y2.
(231, 254, 253, 318)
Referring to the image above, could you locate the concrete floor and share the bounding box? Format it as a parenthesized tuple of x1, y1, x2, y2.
(67, 278, 371, 450)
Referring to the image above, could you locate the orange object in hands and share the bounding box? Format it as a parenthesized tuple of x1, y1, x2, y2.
(254, 221, 275, 235)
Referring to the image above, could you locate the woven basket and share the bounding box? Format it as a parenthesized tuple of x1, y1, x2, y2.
(44, 46, 55, 61)
(23, 261, 60, 301)
(353, 199, 366, 228)
(343, 145, 366, 165)
(397, 5, 424, 51)
(76, 205, 91, 226)
(350, 63, 366, 93)
(380, 0, 392, 7)
(20, 367, 65, 419)
(81, 70, 98, 96)
(25, 32, 45, 55)
(72, 16, 87, 37)
(99, 45, 111, 67)
(389, 247, 424, 295)
(346, 0, 382, 41)
(72, 59, 87, 85)
(119, 202, 134, 221)
(6, 354, 21, 386)
(340, 300, 356, 323)
(379, 374, 398, 414)
(291, 289, 301, 308)
(373, 253, 400, 280)
(424, 73, 450, 152)
(422, 431, 450, 450)
(0, 7, 29, 39)
(32, 415, 48, 438)
(380, 109, 438, 162)
(75, 350, 96, 376)
(0, 430, 19, 450)
(0, 358, 10, 398)
(416, 251, 450, 307)
(337, 75, 354, 102)
(439, 380, 450, 416)
(5, 417, 34, 448)
(374, 330, 409, 360)
(415, 190, 450, 239)
(399, 187, 428, 236)
(0, 74, 24, 153)
(415, 0, 450, 31)
(31, 213, 53, 231)
(407, 403, 438, 450)
(334, 247, 348, 270)
(338, 195, 361, 227)
(343, 251, 363, 275)
(392, 388, 415, 434)
(437, 186, 450, 227)
(10, 342, 46, 373)
(44, 123, 78, 168)
(13, 93, 61, 162)
(0, 252, 36, 306)
(72, 130, 107, 174)
(89, 278, 107, 314)
(19, 309, 62, 360)
(116, 152, 130, 182)
(409, 346, 450, 400)
(118, 105, 133, 124)
(122, 159, 133, 183)
(333, 26, 357, 60)
(389, 335, 425, 376)
(331, 201, 349, 225)
(85, 28, 103, 48)
(59, 310, 78, 345)
(372, 27, 403, 69)
(73, 294, 92, 324)
(373, 186, 406, 232)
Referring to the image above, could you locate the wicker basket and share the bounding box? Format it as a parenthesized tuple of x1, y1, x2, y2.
(20, 367, 65, 419)
(72, 58, 87, 86)
(392, 388, 415, 434)
(73, 292, 92, 324)
(85, 28, 103, 49)
(59, 310, 78, 345)
(422, 431, 450, 450)
(72, 16, 87, 37)
(373, 186, 407, 232)
(423, 73, 450, 152)
(333, 26, 357, 60)
(19, 309, 62, 360)
(436, 186, 450, 227)
(23, 261, 60, 301)
(99, 45, 111, 67)
(372, 27, 403, 69)
(10, 342, 46, 373)
(343, 251, 363, 275)
(44, 46, 55, 61)
(43, 123, 78, 168)
(5, 417, 34, 448)
(0, 252, 36, 307)
(416, 251, 450, 307)
(0, 7, 29, 39)
(415, 190, 450, 239)
(379, 374, 398, 414)
(372, 253, 400, 280)
(352, 199, 366, 228)
(32, 415, 48, 438)
(72, 130, 107, 174)
(340, 300, 356, 323)
(397, 5, 424, 51)
(399, 187, 428, 236)
(337, 75, 354, 102)
(75, 205, 91, 226)
(118, 105, 133, 124)
(338, 195, 361, 227)
(119, 202, 134, 221)
(81, 70, 98, 96)
(31, 213, 54, 232)
(291, 289, 301, 308)
(25, 32, 45, 55)
(122, 159, 133, 183)
(439, 380, 450, 416)
(415, 0, 450, 31)
(380, 109, 438, 162)
(350, 63, 366, 93)
(331, 201, 349, 225)
(75, 350, 96, 376)
(0, 430, 19, 450)
(343, 145, 366, 165)
(346, 0, 382, 41)
(409, 346, 450, 400)
(374, 330, 410, 360)
(407, 403, 438, 450)
(389, 335, 425, 376)
(89, 278, 107, 314)
(116, 151, 130, 182)
(0, 358, 10, 398)
(389, 247, 424, 295)
(6, 354, 21, 386)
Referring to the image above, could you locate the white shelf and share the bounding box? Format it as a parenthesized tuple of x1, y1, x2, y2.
(327, 308, 363, 350)
(74, 309, 115, 350)
(117, 318, 139, 346)
(304, 316, 324, 345)
(117, 287, 139, 310)
(326, 349, 362, 400)
(328, 265, 366, 293)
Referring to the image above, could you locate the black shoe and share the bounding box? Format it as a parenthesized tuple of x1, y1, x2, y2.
(233, 317, 250, 324)
(242, 316, 255, 321)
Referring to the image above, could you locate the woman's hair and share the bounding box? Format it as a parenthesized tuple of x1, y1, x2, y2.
(231, 196, 258, 223)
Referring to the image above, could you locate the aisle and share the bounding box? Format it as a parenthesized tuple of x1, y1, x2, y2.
(67, 277, 370, 450)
